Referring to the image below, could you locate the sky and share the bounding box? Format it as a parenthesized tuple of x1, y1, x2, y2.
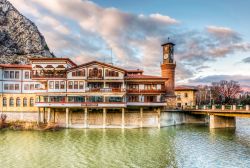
(9, 0, 250, 89)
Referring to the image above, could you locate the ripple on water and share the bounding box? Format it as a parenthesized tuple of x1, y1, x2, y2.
(0, 120, 250, 168)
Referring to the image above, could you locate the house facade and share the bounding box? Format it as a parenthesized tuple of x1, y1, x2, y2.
(175, 86, 198, 108)
(0, 43, 176, 128)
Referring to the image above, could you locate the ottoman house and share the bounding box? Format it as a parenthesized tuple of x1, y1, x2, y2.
(0, 43, 177, 128)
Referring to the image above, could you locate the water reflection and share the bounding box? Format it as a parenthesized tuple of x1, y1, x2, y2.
(0, 119, 249, 168)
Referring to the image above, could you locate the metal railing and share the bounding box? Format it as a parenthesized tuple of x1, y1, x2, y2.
(182, 104, 250, 111)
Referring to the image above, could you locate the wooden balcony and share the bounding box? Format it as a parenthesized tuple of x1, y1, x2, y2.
(127, 89, 166, 94)
(87, 76, 103, 80)
(31, 74, 66, 79)
(86, 88, 125, 92)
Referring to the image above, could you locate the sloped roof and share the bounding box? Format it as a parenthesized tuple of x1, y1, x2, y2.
(125, 74, 168, 80)
(175, 86, 198, 91)
(68, 61, 126, 72)
(29, 58, 77, 67)
(0, 64, 32, 69)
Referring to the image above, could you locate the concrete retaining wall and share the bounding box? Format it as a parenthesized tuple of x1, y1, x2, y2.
(1, 110, 207, 128)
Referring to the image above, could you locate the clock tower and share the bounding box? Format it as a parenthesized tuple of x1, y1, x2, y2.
(161, 42, 176, 96)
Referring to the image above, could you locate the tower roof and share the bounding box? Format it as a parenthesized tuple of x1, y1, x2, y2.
(161, 42, 175, 46)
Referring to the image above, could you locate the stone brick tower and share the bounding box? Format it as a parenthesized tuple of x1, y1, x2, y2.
(161, 42, 176, 96)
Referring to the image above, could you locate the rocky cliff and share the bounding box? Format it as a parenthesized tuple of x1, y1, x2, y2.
(0, 0, 54, 64)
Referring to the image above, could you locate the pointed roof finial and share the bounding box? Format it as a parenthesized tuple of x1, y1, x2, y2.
(168, 37, 170, 42)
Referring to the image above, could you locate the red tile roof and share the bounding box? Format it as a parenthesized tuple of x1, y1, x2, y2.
(126, 69, 144, 73)
(29, 58, 77, 67)
(125, 74, 168, 80)
(68, 61, 126, 72)
(0, 64, 32, 69)
(175, 86, 198, 91)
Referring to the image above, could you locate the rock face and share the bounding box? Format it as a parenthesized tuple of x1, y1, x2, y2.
(0, 0, 54, 64)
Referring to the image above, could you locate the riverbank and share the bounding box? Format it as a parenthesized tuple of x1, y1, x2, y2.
(0, 121, 60, 131)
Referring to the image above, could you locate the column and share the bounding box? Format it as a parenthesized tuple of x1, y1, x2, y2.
(103, 108, 107, 128)
(122, 81, 125, 91)
(233, 105, 236, 111)
(42, 107, 45, 123)
(246, 105, 250, 111)
(37, 108, 40, 125)
(66, 108, 69, 128)
(69, 111, 72, 127)
(157, 108, 161, 129)
(209, 115, 236, 128)
(53, 109, 56, 123)
(140, 107, 143, 128)
(222, 105, 225, 110)
(47, 107, 51, 123)
(121, 108, 125, 129)
(84, 108, 88, 128)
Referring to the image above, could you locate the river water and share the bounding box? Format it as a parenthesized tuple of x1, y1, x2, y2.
(0, 118, 250, 168)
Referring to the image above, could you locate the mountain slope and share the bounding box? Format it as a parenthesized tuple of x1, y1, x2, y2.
(0, 0, 54, 64)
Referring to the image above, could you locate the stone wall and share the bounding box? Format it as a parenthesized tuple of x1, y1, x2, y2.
(2, 109, 208, 128)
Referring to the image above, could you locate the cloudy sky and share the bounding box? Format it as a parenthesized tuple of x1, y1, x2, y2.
(9, 0, 250, 89)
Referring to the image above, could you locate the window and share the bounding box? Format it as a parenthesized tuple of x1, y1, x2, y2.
(72, 70, 85, 77)
(16, 97, 21, 107)
(30, 84, 34, 90)
(68, 81, 73, 89)
(9, 97, 14, 107)
(10, 71, 14, 79)
(25, 72, 29, 79)
(4, 71, 9, 78)
(24, 84, 29, 90)
(68, 96, 85, 103)
(35, 84, 40, 89)
(9, 84, 14, 90)
(105, 70, 119, 77)
(144, 84, 157, 90)
(60, 81, 65, 89)
(55, 81, 59, 89)
(23, 98, 27, 107)
(74, 81, 78, 89)
(3, 97, 7, 107)
(30, 98, 34, 107)
(15, 71, 19, 79)
(184, 93, 188, 98)
(79, 82, 84, 89)
(128, 95, 139, 102)
(15, 84, 19, 90)
(128, 84, 139, 90)
(144, 96, 157, 102)
(4, 84, 8, 90)
(49, 81, 54, 89)
(89, 68, 102, 78)
(107, 97, 122, 102)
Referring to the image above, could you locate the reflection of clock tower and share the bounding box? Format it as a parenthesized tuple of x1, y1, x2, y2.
(161, 42, 176, 96)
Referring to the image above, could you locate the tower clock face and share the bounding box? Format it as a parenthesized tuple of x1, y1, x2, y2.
(164, 53, 168, 59)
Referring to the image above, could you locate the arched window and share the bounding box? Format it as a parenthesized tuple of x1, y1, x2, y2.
(30, 98, 34, 107)
(16, 97, 21, 107)
(23, 98, 27, 107)
(3, 97, 7, 107)
(93, 68, 98, 77)
(9, 97, 14, 107)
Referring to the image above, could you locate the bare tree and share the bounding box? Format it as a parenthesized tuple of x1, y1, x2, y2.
(210, 80, 242, 104)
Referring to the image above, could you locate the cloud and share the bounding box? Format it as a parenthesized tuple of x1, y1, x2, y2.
(189, 75, 250, 87)
(242, 57, 250, 63)
(206, 26, 239, 39)
(8, 0, 250, 86)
